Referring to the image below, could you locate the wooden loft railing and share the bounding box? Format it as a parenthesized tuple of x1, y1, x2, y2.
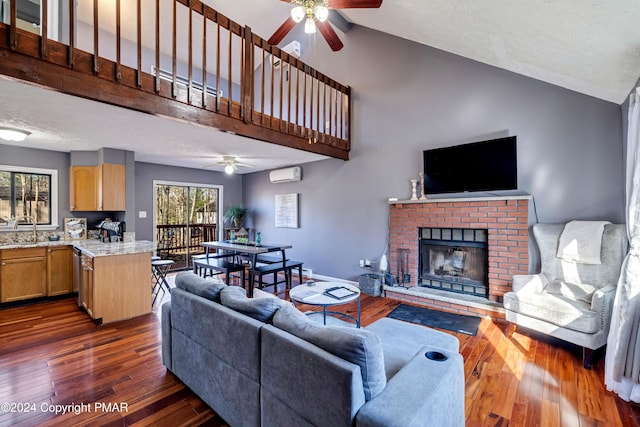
(0, 0, 350, 160)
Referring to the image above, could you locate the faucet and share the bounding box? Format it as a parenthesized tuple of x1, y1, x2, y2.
(13, 216, 38, 242)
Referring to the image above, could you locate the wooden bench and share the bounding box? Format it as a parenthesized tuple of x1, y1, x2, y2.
(192, 253, 236, 276)
(193, 257, 245, 286)
(248, 260, 304, 296)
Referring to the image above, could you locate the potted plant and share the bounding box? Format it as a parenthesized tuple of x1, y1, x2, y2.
(223, 205, 248, 228)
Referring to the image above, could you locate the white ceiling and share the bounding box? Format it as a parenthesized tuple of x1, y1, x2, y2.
(210, 0, 640, 104)
(2, 0, 639, 172)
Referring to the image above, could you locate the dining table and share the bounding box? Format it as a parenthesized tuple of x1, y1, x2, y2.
(200, 240, 293, 292)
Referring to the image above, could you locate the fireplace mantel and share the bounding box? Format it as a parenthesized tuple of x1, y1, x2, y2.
(388, 192, 532, 205)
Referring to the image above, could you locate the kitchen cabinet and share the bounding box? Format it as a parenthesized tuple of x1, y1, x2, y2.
(48, 246, 73, 296)
(0, 248, 47, 303)
(79, 251, 151, 324)
(70, 163, 126, 211)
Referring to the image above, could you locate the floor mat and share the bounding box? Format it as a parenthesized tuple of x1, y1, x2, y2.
(387, 304, 481, 336)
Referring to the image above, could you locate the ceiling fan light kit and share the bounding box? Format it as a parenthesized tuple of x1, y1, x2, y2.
(269, 0, 383, 51)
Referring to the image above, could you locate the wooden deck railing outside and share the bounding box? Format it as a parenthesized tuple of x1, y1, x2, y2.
(156, 223, 217, 269)
(0, 0, 350, 159)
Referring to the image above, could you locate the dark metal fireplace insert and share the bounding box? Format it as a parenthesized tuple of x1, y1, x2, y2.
(419, 228, 488, 298)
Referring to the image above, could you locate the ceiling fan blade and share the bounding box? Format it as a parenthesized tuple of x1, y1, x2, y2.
(327, 0, 382, 8)
(267, 17, 297, 46)
(316, 21, 344, 52)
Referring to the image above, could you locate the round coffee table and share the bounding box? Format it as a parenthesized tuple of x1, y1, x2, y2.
(289, 281, 361, 327)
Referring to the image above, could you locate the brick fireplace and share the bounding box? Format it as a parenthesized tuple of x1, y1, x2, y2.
(386, 195, 530, 319)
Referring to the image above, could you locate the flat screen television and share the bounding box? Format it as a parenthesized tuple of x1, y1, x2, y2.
(423, 136, 517, 194)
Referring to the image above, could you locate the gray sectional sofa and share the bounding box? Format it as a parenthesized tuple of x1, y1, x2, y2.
(162, 272, 464, 426)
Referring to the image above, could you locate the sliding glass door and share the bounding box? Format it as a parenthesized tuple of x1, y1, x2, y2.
(154, 181, 222, 270)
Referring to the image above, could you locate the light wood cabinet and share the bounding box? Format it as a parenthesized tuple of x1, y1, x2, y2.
(80, 252, 151, 324)
(0, 248, 47, 303)
(48, 246, 73, 296)
(70, 163, 126, 211)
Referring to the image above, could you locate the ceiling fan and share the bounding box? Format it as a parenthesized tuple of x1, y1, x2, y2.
(204, 156, 253, 174)
(267, 0, 383, 52)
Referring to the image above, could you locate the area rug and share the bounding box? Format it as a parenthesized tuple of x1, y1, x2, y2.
(387, 304, 481, 336)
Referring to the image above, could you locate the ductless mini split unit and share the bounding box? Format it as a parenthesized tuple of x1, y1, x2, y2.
(269, 167, 301, 183)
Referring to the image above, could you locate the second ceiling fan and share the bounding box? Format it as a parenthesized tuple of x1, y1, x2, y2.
(267, 0, 383, 52)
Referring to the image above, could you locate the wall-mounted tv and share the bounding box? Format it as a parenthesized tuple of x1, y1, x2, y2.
(423, 136, 517, 194)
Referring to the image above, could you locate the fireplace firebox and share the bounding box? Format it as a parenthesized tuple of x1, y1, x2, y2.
(419, 227, 488, 298)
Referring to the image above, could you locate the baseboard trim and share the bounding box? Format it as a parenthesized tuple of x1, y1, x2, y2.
(309, 273, 358, 286)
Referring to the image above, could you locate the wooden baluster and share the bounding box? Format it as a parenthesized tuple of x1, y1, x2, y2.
(340, 92, 344, 139)
(250, 36, 256, 123)
(260, 47, 265, 123)
(287, 62, 292, 134)
(41, 0, 48, 59)
(308, 75, 315, 143)
(155, 0, 160, 93)
(116, 0, 121, 81)
(295, 67, 300, 136)
(314, 74, 322, 142)
(93, 0, 99, 73)
(188, 2, 193, 103)
(68, 0, 75, 68)
(227, 30, 232, 115)
(136, 0, 142, 87)
(302, 69, 307, 139)
(279, 53, 284, 131)
(172, 0, 177, 97)
(201, 4, 207, 109)
(346, 88, 351, 146)
(323, 81, 327, 143)
(269, 48, 275, 129)
(329, 85, 333, 139)
(9, 0, 16, 49)
(215, 20, 220, 112)
(242, 27, 253, 124)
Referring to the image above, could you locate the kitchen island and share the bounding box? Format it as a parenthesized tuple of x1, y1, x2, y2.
(0, 240, 156, 324)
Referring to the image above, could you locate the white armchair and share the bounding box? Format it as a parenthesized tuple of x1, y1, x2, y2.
(503, 223, 627, 368)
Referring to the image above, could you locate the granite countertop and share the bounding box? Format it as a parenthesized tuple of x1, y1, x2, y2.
(0, 239, 156, 257)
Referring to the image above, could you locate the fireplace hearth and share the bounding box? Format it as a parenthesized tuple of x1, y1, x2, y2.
(419, 228, 488, 298)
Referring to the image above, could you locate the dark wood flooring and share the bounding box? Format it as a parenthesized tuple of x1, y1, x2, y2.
(1, 277, 639, 426)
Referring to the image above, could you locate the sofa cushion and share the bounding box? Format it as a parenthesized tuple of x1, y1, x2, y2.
(175, 271, 227, 302)
(544, 280, 597, 303)
(272, 304, 386, 401)
(220, 286, 288, 323)
(503, 290, 599, 333)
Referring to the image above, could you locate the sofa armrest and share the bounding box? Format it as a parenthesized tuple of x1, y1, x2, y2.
(356, 346, 464, 427)
(590, 285, 617, 326)
(161, 302, 172, 371)
(512, 273, 548, 293)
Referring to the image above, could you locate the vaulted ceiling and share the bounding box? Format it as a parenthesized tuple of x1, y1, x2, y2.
(2, 0, 639, 173)
(210, 0, 640, 104)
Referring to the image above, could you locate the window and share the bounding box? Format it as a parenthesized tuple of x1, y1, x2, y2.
(0, 165, 58, 228)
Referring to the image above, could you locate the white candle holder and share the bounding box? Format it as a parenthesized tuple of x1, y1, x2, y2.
(410, 179, 418, 200)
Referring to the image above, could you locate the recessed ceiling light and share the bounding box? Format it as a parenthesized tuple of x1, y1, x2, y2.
(0, 127, 30, 142)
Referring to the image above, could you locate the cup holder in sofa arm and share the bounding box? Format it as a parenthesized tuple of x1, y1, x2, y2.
(425, 351, 448, 362)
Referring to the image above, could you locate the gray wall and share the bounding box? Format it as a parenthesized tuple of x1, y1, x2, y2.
(134, 161, 243, 241)
(243, 25, 625, 282)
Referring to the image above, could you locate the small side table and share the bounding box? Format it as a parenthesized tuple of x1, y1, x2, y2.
(289, 281, 361, 328)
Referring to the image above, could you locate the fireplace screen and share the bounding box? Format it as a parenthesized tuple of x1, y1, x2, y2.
(419, 228, 488, 298)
